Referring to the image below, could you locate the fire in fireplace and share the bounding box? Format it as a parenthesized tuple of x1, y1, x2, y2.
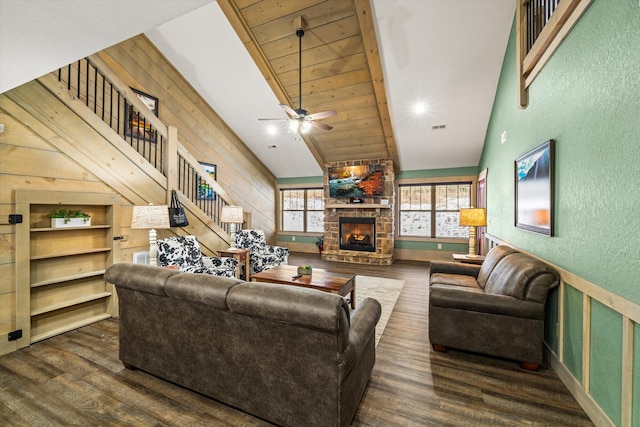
(339, 217, 375, 252)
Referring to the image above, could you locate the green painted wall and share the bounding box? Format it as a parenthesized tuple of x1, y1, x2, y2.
(563, 284, 583, 382)
(479, 2, 640, 425)
(396, 166, 478, 180)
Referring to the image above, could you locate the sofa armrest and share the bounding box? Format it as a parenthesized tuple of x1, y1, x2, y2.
(429, 261, 481, 278)
(340, 297, 381, 376)
(430, 284, 544, 320)
(105, 263, 180, 296)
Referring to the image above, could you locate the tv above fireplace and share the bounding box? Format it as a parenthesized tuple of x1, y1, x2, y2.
(328, 164, 385, 198)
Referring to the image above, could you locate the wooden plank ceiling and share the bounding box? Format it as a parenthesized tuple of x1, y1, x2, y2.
(218, 0, 400, 169)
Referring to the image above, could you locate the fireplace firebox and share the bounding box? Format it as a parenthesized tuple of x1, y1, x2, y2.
(339, 217, 375, 252)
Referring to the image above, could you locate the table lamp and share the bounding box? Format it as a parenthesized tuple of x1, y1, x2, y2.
(459, 207, 487, 258)
(221, 205, 243, 250)
(131, 204, 170, 266)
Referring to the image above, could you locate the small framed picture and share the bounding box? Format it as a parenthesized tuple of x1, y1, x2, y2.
(197, 162, 217, 200)
(125, 88, 159, 143)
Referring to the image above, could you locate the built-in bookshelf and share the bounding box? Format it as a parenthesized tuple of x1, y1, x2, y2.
(15, 190, 121, 347)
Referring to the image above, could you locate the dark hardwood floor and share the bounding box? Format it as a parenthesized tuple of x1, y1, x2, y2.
(0, 253, 593, 426)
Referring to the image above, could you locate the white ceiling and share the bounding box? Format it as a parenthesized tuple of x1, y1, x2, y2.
(0, 0, 515, 178)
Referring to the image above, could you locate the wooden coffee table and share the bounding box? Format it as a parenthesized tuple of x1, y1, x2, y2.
(251, 265, 356, 309)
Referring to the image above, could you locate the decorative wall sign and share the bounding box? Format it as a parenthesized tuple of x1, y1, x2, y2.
(126, 88, 159, 143)
(197, 162, 217, 200)
(515, 140, 555, 236)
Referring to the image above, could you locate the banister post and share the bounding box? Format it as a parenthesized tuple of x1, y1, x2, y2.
(166, 125, 179, 204)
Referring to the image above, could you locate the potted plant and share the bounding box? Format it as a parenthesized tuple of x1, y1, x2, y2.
(315, 235, 324, 253)
(297, 264, 313, 275)
(48, 208, 91, 228)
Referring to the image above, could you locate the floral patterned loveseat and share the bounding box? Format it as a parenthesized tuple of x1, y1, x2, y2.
(157, 235, 237, 278)
(233, 229, 289, 278)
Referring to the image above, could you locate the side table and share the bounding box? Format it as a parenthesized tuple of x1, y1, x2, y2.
(452, 253, 485, 265)
(218, 248, 250, 280)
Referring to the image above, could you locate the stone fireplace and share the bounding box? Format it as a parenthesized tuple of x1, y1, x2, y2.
(321, 159, 395, 265)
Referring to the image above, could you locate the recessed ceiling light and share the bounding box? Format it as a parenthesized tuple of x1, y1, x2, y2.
(268, 144, 277, 149)
(413, 102, 427, 115)
(267, 125, 278, 135)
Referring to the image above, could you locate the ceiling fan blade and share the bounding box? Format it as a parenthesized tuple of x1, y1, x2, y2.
(307, 110, 337, 120)
(279, 104, 298, 117)
(311, 121, 333, 131)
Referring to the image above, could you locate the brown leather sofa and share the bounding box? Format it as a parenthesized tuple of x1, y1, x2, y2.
(104, 263, 381, 427)
(428, 245, 560, 370)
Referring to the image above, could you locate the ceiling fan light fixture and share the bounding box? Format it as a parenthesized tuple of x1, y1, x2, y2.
(300, 121, 312, 134)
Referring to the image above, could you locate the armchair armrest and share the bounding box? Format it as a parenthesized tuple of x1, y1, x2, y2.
(339, 297, 381, 377)
(202, 256, 238, 270)
(429, 260, 481, 278)
(430, 284, 544, 320)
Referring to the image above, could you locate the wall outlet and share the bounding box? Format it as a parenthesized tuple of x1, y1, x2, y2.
(437, 243, 442, 249)
(501, 130, 507, 144)
(292, 236, 295, 241)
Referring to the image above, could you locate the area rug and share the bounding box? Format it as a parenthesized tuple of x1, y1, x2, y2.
(354, 275, 405, 346)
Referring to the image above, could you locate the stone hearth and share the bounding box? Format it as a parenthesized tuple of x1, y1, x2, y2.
(321, 159, 395, 265)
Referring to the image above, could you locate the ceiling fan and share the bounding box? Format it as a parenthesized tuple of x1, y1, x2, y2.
(259, 27, 336, 133)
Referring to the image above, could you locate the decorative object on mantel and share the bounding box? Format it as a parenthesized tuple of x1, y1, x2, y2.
(297, 265, 313, 275)
(220, 205, 244, 250)
(131, 204, 170, 266)
(459, 207, 487, 258)
(48, 209, 91, 228)
(315, 235, 324, 253)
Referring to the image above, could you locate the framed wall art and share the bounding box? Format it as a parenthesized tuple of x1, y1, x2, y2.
(125, 88, 159, 143)
(197, 162, 217, 200)
(514, 139, 555, 236)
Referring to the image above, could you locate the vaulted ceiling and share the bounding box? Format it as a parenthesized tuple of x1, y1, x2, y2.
(217, 0, 399, 169)
(1, 0, 515, 178)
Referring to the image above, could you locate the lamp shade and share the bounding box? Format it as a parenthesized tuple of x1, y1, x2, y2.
(220, 205, 243, 223)
(131, 205, 170, 229)
(459, 208, 487, 227)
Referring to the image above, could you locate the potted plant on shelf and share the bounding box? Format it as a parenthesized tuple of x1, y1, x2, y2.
(48, 209, 91, 228)
(315, 235, 324, 253)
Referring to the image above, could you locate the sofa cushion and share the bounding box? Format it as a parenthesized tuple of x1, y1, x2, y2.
(165, 273, 243, 309)
(227, 282, 350, 332)
(477, 245, 519, 289)
(484, 253, 559, 302)
(430, 273, 481, 289)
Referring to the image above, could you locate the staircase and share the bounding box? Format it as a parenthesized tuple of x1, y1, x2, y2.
(29, 56, 237, 249)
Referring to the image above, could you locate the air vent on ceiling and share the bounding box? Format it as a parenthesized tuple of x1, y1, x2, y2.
(432, 124, 446, 130)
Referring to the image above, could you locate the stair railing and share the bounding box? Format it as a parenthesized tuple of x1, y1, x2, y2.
(53, 54, 238, 234)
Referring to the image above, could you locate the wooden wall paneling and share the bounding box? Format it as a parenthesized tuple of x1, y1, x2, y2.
(99, 37, 276, 202)
(3, 85, 165, 206)
(37, 74, 167, 188)
(0, 175, 112, 202)
(99, 37, 278, 234)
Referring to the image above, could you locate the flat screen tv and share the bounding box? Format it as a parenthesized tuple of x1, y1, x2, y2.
(328, 164, 384, 198)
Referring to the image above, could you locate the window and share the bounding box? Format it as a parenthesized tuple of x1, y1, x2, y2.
(281, 188, 324, 232)
(398, 183, 471, 238)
